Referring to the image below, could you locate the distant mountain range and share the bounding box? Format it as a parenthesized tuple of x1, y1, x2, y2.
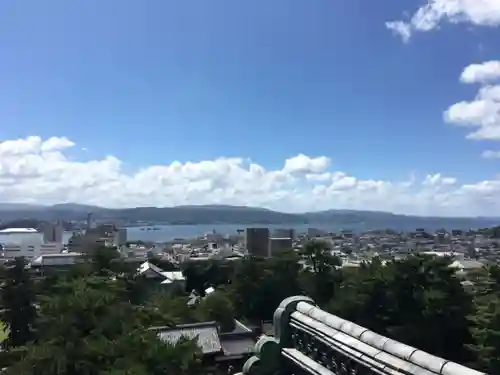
(0, 203, 498, 230)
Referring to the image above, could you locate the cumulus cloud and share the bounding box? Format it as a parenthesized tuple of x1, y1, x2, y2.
(386, 21, 412, 43)
(283, 154, 330, 174)
(2, 136, 500, 216)
(460, 61, 500, 84)
(445, 61, 500, 141)
(386, 0, 500, 42)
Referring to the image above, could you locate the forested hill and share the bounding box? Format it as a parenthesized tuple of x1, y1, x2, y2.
(0, 204, 498, 228)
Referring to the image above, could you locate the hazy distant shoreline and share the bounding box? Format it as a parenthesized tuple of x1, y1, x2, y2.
(1, 204, 498, 227)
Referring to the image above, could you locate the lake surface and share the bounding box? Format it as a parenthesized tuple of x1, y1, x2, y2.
(1, 217, 498, 245)
(125, 218, 500, 243)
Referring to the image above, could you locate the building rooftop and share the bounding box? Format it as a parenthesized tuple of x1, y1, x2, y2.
(31, 252, 83, 265)
(0, 228, 38, 233)
(154, 322, 222, 354)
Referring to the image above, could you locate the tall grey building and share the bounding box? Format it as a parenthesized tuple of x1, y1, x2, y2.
(245, 228, 270, 257)
(42, 223, 63, 244)
(115, 228, 128, 247)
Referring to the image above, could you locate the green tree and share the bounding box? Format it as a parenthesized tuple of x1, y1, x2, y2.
(301, 240, 341, 304)
(469, 296, 500, 373)
(182, 262, 209, 295)
(327, 259, 392, 334)
(226, 253, 302, 323)
(199, 291, 235, 332)
(118, 271, 150, 306)
(182, 260, 236, 296)
(86, 246, 120, 276)
(468, 264, 500, 373)
(148, 294, 201, 325)
(388, 256, 473, 361)
(227, 257, 271, 322)
(203, 260, 235, 289)
(5, 276, 202, 375)
(328, 256, 474, 363)
(265, 250, 302, 312)
(0, 257, 37, 349)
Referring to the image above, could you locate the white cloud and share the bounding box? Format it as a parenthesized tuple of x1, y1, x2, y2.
(445, 62, 500, 141)
(423, 173, 457, 186)
(306, 172, 332, 182)
(386, 21, 412, 43)
(283, 154, 330, 174)
(460, 61, 500, 84)
(481, 150, 500, 158)
(40, 136, 75, 152)
(2, 136, 500, 216)
(387, 0, 500, 42)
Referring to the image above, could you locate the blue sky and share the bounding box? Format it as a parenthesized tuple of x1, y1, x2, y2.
(1, 0, 500, 215)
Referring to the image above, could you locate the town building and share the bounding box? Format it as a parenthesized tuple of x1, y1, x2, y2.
(40, 242, 64, 255)
(245, 228, 270, 257)
(307, 228, 324, 237)
(114, 228, 128, 246)
(1, 242, 37, 259)
(273, 228, 295, 240)
(153, 319, 255, 372)
(41, 223, 63, 244)
(31, 252, 85, 274)
(0, 227, 44, 259)
(137, 261, 186, 293)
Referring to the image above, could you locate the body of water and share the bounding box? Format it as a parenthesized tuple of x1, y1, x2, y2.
(126, 218, 500, 243)
(1, 217, 498, 246)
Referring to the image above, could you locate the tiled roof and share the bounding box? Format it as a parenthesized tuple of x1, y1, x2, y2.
(155, 322, 222, 354)
(220, 337, 254, 357)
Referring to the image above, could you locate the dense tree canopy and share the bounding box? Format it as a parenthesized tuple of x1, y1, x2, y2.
(328, 256, 474, 362)
(0, 242, 498, 374)
(5, 277, 202, 375)
(468, 265, 500, 373)
(0, 258, 37, 349)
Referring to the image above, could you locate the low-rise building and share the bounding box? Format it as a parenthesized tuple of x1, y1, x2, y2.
(153, 319, 255, 371)
(31, 252, 85, 273)
(137, 261, 186, 292)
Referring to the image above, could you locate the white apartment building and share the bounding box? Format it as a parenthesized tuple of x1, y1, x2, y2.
(0, 228, 44, 259)
(2, 242, 38, 259)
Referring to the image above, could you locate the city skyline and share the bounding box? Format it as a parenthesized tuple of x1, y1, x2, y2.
(1, 1, 500, 216)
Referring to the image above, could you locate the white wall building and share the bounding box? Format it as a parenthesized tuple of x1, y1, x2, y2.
(0, 228, 44, 259)
(40, 242, 64, 255)
(2, 243, 37, 259)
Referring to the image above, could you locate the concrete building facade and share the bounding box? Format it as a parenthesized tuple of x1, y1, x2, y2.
(245, 228, 270, 257)
(115, 228, 128, 246)
(42, 223, 63, 244)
